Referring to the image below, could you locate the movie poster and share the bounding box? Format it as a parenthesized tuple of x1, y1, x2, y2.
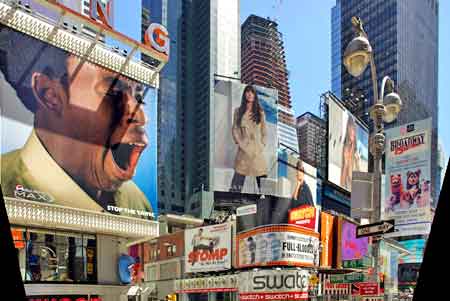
(0, 26, 157, 219)
(383, 118, 433, 236)
(328, 97, 369, 192)
(214, 80, 278, 195)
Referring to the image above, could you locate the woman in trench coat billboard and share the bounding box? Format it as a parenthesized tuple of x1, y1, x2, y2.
(230, 85, 268, 193)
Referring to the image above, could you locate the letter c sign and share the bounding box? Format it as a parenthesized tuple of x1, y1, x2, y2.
(144, 23, 170, 58)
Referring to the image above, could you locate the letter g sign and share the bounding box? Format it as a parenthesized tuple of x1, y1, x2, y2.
(145, 23, 170, 58)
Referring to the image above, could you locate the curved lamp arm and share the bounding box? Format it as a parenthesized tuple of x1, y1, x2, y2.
(380, 76, 394, 103)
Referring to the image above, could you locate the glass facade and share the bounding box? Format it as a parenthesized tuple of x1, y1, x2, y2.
(331, 0, 342, 98)
(146, 0, 240, 217)
(335, 0, 439, 201)
(12, 228, 96, 283)
(143, 0, 184, 214)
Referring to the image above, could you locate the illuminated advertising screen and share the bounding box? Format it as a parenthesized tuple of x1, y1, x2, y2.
(338, 218, 369, 264)
(214, 80, 278, 195)
(320, 212, 335, 268)
(236, 225, 320, 268)
(0, 26, 157, 219)
(328, 98, 369, 191)
(382, 118, 433, 236)
(398, 239, 426, 264)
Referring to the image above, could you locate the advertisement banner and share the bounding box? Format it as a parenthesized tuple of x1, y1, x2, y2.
(184, 223, 231, 273)
(278, 150, 317, 205)
(0, 27, 157, 219)
(238, 269, 309, 301)
(236, 225, 320, 268)
(320, 212, 335, 268)
(233, 152, 318, 234)
(214, 80, 278, 196)
(328, 97, 369, 192)
(338, 218, 369, 267)
(288, 205, 317, 231)
(382, 118, 433, 236)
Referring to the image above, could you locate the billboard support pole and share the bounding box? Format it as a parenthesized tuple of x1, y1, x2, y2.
(343, 17, 403, 287)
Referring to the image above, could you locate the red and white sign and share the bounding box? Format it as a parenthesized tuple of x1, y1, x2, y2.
(352, 282, 379, 296)
(238, 269, 310, 301)
(184, 223, 231, 273)
(288, 205, 317, 231)
(144, 23, 170, 56)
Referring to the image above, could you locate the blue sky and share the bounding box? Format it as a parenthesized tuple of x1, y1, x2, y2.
(241, 0, 450, 165)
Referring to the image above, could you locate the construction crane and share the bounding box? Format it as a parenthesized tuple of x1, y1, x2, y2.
(271, 0, 283, 24)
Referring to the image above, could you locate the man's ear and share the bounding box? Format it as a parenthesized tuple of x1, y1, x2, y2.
(31, 72, 64, 116)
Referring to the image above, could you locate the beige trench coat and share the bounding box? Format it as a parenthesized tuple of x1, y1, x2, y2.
(232, 108, 268, 176)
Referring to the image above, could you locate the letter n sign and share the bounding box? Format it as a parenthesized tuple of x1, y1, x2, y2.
(90, 0, 113, 28)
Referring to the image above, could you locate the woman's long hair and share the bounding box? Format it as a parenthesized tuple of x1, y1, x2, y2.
(343, 116, 356, 153)
(237, 85, 263, 127)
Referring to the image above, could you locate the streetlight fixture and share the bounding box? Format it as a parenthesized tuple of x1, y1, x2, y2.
(343, 16, 403, 285)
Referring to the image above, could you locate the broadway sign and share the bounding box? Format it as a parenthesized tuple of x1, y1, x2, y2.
(239, 269, 310, 301)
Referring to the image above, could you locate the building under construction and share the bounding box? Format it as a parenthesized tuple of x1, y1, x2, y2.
(241, 14, 293, 127)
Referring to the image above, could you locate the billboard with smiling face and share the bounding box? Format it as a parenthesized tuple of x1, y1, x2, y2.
(0, 26, 158, 219)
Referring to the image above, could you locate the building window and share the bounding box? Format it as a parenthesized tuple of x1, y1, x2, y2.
(166, 244, 177, 257)
(12, 228, 97, 283)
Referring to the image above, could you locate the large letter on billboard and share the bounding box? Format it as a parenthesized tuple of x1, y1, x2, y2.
(90, 0, 113, 28)
(144, 23, 170, 57)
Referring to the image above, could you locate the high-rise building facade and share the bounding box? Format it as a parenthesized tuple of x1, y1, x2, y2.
(296, 112, 327, 171)
(241, 15, 297, 152)
(144, 0, 240, 216)
(142, 0, 185, 214)
(332, 0, 439, 200)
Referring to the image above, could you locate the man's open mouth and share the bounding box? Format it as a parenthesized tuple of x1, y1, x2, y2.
(110, 142, 146, 172)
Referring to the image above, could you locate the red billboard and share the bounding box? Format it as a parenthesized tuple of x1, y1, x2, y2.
(288, 205, 317, 231)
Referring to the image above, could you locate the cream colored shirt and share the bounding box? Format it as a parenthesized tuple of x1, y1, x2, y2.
(1, 130, 153, 218)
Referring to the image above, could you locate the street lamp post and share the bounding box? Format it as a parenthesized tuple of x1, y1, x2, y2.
(343, 16, 403, 286)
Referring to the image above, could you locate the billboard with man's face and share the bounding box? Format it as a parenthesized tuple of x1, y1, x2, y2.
(328, 98, 369, 192)
(214, 80, 278, 196)
(0, 26, 157, 219)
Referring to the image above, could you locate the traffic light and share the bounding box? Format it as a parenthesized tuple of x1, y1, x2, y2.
(166, 294, 177, 301)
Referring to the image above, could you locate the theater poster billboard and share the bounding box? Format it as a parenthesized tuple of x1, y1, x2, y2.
(213, 80, 278, 196)
(184, 223, 231, 273)
(328, 97, 369, 192)
(236, 225, 320, 268)
(0, 26, 157, 219)
(382, 118, 433, 236)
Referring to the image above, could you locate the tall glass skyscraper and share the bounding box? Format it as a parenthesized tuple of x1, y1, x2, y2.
(331, 0, 440, 201)
(143, 0, 240, 216)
